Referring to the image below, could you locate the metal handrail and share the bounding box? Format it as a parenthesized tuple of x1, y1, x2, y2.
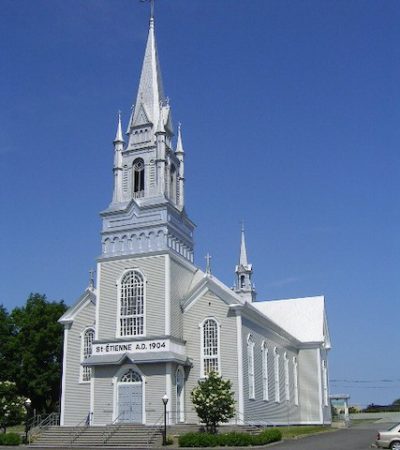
(28, 412, 60, 444)
(102, 412, 126, 445)
(70, 413, 92, 446)
(146, 413, 165, 449)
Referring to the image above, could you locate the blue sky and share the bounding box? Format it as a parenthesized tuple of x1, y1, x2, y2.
(0, 0, 399, 407)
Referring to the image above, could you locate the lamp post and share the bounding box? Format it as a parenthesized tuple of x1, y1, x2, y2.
(24, 398, 32, 444)
(162, 394, 169, 446)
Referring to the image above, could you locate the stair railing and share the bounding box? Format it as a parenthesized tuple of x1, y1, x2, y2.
(27, 412, 60, 444)
(146, 413, 165, 449)
(69, 412, 92, 446)
(102, 412, 126, 445)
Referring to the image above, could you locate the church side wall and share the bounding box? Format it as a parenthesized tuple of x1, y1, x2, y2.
(93, 365, 115, 425)
(97, 255, 166, 340)
(183, 291, 239, 424)
(169, 257, 197, 340)
(320, 348, 332, 424)
(297, 348, 322, 423)
(62, 301, 95, 426)
(241, 318, 300, 425)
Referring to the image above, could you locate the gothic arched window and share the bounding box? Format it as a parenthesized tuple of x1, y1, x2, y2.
(274, 347, 280, 403)
(201, 318, 220, 377)
(119, 270, 145, 337)
(261, 341, 269, 401)
(247, 335, 255, 399)
(240, 275, 246, 288)
(81, 328, 95, 382)
(133, 158, 145, 198)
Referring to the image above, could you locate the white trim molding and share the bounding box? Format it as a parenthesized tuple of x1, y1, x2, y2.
(199, 317, 221, 378)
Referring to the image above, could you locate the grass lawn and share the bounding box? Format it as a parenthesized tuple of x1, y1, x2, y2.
(5, 424, 24, 434)
(279, 425, 334, 439)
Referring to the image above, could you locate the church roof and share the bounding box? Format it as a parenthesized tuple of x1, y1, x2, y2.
(59, 287, 96, 325)
(252, 296, 330, 346)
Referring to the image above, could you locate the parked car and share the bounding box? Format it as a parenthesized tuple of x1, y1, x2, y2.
(376, 423, 400, 449)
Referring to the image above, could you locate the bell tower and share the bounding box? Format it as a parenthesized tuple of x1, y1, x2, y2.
(100, 14, 194, 262)
(234, 225, 256, 302)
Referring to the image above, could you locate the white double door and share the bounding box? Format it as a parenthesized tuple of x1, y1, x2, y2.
(118, 383, 143, 423)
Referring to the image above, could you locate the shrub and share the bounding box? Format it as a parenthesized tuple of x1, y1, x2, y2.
(252, 428, 282, 445)
(178, 429, 282, 447)
(217, 432, 252, 446)
(166, 434, 174, 445)
(179, 432, 218, 447)
(191, 372, 235, 433)
(0, 432, 21, 446)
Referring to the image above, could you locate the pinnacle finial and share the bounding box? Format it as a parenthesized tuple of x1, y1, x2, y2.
(156, 102, 165, 133)
(114, 110, 124, 143)
(176, 122, 184, 154)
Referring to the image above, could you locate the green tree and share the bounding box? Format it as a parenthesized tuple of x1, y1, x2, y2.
(191, 371, 235, 433)
(0, 305, 12, 381)
(9, 294, 67, 414)
(392, 399, 400, 405)
(0, 381, 27, 433)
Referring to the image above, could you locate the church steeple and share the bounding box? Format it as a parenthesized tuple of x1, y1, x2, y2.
(235, 225, 256, 302)
(100, 11, 195, 263)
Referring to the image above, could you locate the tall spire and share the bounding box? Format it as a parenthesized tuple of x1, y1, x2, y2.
(235, 224, 256, 302)
(239, 223, 248, 266)
(129, 13, 165, 128)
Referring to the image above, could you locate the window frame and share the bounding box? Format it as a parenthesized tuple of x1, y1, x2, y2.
(274, 347, 280, 403)
(261, 341, 269, 401)
(247, 334, 255, 400)
(284, 352, 290, 401)
(133, 158, 145, 198)
(293, 356, 299, 406)
(80, 327, 95, 383)
(116, 269, 146, 338)
(200, 317, 221, 378)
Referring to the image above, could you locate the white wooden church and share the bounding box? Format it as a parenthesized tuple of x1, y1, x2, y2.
(59, 12, 332, 427)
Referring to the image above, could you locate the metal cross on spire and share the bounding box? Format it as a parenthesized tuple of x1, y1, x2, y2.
(89, 268, 95, 289)
(205, 253, 212, 276)
(140, 0, 155, 19)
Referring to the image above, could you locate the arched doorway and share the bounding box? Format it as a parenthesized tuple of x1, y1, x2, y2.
(176, 366, 185, 423)
(118, 369, 143, 423)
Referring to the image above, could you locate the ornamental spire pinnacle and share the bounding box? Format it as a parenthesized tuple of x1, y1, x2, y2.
(175, 122, 184, 154)
(114, 111, 124, 143)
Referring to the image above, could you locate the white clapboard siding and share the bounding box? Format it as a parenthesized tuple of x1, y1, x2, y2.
(63, 301, 96, 426)
(183, 291, 239, 424)
(169, 257, 197, 340)
(98, 255, 166, 340)
(241, 318, 300, 425)
(297, 348, 321, 423)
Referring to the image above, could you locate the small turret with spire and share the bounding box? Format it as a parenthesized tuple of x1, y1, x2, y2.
(175, 122, 185, 210)
(112, 111, 124, 204)
(235, 224, 256, 302)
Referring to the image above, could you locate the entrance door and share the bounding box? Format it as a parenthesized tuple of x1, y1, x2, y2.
(117, 369, 143, 423)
